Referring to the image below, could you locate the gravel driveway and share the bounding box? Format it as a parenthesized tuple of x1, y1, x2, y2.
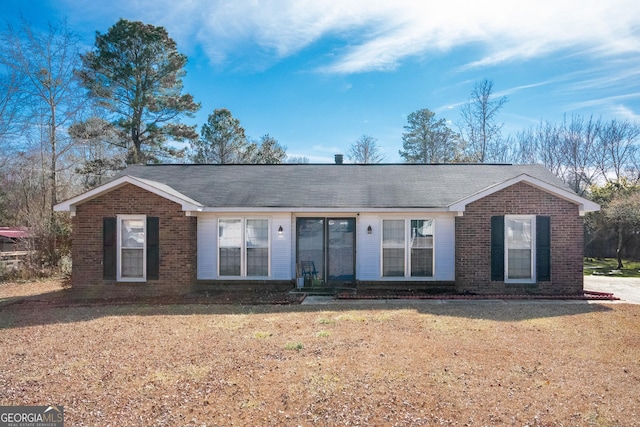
(584, 275, 640, 304)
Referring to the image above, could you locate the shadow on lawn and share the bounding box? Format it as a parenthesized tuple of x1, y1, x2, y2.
(0, 288, 616, 330)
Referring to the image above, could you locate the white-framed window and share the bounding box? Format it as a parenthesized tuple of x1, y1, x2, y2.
(382, 219, 405, 277)
(117, 215, 146, 281)
(505, 215, 536, 283)
(218, 218, 270, 277)
(382, 218, 434, 278)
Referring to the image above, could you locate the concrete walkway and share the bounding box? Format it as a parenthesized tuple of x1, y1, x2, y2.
(584, 275, 640, 304)
(300, 277, 640, 305)
(300, 296, 601, 305)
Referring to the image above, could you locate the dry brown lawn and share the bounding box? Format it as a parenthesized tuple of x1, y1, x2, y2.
(0, 280, 639, 426)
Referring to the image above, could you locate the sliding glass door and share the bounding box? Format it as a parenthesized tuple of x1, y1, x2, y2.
(296, 218, 355, 285)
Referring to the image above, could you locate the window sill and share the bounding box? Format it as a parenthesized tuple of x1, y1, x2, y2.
(116, 278, 147, 283)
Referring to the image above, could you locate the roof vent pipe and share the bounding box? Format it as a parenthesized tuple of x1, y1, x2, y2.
(334, 154, 344, 164)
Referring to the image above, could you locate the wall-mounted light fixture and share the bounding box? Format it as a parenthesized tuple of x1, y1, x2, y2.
(278, 225, 284, 235)
(367, 225, 372, 234)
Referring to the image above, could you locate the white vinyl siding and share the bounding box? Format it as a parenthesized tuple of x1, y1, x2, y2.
(197, 217, 217, 279)
(197, 212, 456, 282)
(433, 216, 455, 280)
(197, 213, 292, 280)
(357, 214, 455, 281)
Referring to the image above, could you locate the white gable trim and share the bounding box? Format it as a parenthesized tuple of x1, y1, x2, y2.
(54, 175, 204, 216)
(447, 174, 600, 216)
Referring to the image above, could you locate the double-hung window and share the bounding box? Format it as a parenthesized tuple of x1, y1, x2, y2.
(491, 215, 551, 283)
(505, 216, 534, 282)
(218, 218, 269, 277)
(382, 220, 405, 277)
(103, 215, 159, 282)
(119, 216, 146, 280)
(382, 219, 434, 278)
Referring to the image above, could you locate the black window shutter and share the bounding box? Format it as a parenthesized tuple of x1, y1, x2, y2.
(536, 216, 551, 281)
(491, 216, 505, 281)
(146, 217, 160, 280)
(103, 217, 117, 280)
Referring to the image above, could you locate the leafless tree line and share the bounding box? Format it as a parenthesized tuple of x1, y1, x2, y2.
(496, 115, 640, 195)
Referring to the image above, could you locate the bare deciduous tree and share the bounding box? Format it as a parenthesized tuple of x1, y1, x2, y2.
(348, 134, 385, 164)
(0, 18, 87, 265)
(0, 18, 87, 210)
(558, 115, 602, 195)
(459, 79, 507, 163)
(596, 119, 640, 184)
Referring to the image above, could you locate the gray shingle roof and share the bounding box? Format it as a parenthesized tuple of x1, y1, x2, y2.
(116, 163, 572, 209)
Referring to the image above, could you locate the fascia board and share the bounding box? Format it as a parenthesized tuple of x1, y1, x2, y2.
(447, 174, 600, 216)
(54, 175, 204, 214)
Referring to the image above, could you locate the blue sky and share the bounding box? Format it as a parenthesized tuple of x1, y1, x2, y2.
(4, 0, 640, 162)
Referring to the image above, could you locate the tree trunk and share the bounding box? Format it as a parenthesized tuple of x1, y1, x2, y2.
(616, 225, 624, 269)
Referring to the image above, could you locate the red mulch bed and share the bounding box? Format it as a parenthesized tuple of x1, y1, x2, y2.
(336, 289, 619, 301)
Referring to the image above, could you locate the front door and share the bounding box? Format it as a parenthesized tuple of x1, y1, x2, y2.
(297, 218, 355, 285)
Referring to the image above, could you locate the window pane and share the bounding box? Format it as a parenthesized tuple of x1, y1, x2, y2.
(506, 218, 532, 279)
(508, 249, 532, 279)
(507, 218, 531, 249)
(297, 219, 324, 281)
(122, 219, 144, 248)
(383, 220, 404, 247)
(219, 219, 242, 276)
(219, 219, 242, 247)
(121, 248, 143, 278)
(219, 248, 241, 276)
(247, 248, 269, 276)
(246, 220, 269, 276)
(383, 248, 405, 277)
(383, 220, 405, 277)
(411, 220, 433, 277)
(246, 220, 268, 248)
(411, 249, 433, 277)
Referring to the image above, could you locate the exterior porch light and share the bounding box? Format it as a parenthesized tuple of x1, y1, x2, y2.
(278, 225, 284, 235)
(367, 225, 372, 234)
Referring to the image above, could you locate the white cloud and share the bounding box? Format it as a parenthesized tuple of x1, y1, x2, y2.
(609, 105, 640, 122)
(64, 0, 640, 74)
(565, 92, 640, 111)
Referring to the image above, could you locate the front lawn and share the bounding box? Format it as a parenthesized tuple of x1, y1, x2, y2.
(0, 288, 638, 425)
(584, 257, 640, 277)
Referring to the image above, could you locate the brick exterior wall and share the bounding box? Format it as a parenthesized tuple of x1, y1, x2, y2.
(455, 182, 584, 295)
(71, 184, 197, 298)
